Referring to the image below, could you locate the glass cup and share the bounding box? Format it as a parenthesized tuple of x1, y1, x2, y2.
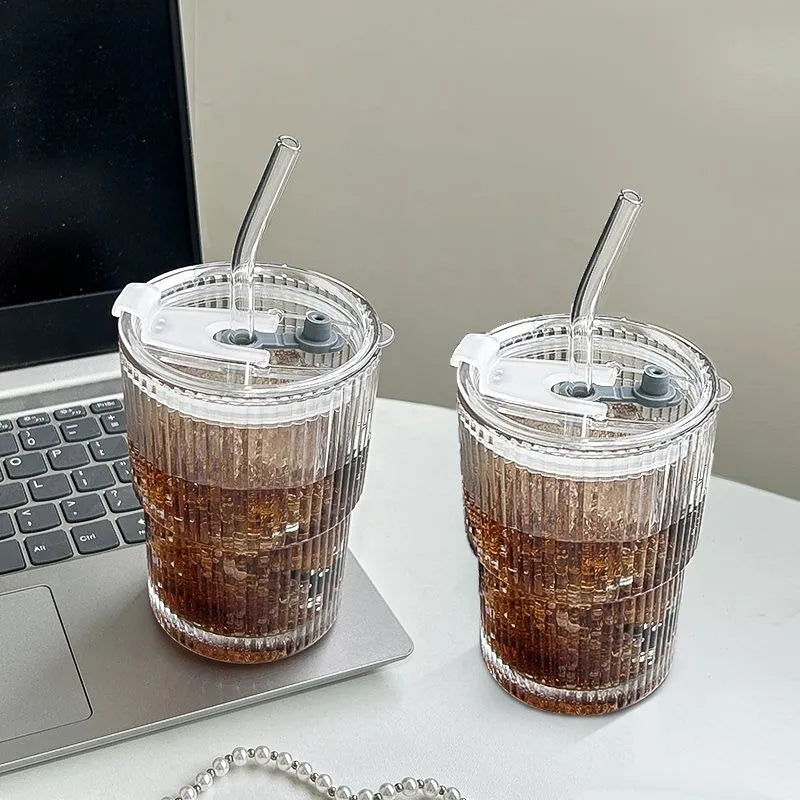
(455, 315, 730, 714)
(115, 262, 391, 663)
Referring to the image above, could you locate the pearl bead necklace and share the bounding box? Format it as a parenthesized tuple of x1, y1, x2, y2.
(160, 746, 467, 800)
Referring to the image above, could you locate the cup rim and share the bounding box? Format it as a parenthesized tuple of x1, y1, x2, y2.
(118, 261, 383, 403)
(456, 314, 723, 455)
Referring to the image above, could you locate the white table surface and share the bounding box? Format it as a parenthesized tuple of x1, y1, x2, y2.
(3, 398, 798, 800)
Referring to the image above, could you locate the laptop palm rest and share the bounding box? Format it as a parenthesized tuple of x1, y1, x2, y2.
(0, 587, 91, 740)
(0, 547, 412, 774)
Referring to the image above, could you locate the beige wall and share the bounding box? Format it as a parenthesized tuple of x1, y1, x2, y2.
(179, 0, 800, 499)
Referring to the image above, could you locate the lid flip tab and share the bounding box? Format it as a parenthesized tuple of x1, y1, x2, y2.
(112, 282, 276, 365)
(451, 333, 618, 420)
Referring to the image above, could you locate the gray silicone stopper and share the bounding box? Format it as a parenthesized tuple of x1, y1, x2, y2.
(632, 363, 680, 407)
(294, 311, 341, 352)
(298, 311, 332, 342)
(639, 364, 670, 397)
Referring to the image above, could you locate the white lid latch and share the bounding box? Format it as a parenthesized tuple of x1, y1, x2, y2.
(450, 333, 619, 420)
(112, 283, 279, 365)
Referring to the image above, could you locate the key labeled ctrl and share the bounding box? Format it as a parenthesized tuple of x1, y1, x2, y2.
(71, 520, 120, 554)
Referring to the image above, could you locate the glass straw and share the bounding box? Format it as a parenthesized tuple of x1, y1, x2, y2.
(568, 189, 642, 397)
(229, 135, 302, 344)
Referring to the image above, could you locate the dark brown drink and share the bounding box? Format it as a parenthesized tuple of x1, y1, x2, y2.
(465, 492, 702, 714)
(454, 310, 725, 714)
(120, 346, 379, 665)
(131, 445, 367, 663)
(116, 261, 388, 664)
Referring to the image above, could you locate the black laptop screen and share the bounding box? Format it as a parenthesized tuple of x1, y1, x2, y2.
(0, 0, 200, 367)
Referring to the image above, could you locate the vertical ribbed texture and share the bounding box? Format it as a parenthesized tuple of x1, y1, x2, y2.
(459, 408, 718, 714)
(121, 353, 380, 663)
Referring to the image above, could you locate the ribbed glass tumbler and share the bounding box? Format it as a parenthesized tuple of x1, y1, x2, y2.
(117, 262, 387, 663)
(456, 315, 727, 713)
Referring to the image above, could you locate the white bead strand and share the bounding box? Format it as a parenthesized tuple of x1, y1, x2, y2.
(160, 746, 467, 800)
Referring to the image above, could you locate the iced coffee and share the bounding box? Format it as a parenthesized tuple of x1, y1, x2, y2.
(115, 262, 388, 662)
(452, 191, 730, 713)
(113, 137, 392, 662)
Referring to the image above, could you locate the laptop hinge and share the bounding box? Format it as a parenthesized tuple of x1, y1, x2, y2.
(0, 353, 121, 417)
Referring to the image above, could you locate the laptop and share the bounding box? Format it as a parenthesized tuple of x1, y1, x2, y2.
(0, 0, 411, 774)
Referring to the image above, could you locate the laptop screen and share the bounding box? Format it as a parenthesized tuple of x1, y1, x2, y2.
(0, 0, 200, 369)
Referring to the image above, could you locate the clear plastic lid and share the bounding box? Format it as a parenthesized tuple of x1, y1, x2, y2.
(453, 314, 730, 454)
(114, 261, 393, 414)
(452, 189, 731, 462)
(114, 135, 393, 423)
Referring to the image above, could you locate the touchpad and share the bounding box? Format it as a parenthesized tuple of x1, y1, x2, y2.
(0, 586, 91, 741)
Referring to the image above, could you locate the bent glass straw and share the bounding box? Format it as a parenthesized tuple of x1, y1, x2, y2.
(229, 135, 302, 344)
(568, 189, 642, 397)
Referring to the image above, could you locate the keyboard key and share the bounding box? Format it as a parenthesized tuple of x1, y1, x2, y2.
(60, 418, 101, 442)
(0, 432, 18, 457)
(71, 520, 119, 554)
(89, 436, 128, 462)
(0, 420, 12, 433)
(117, 512, 146, 544)
(25, 530, 72, 565)
(100, 411, 126, 434)
(61, 494, 105, 523)
(0, 540, 25, 573)
(71, 465, 114, 492)
(19, 425, 60, 451)
(54, 405, 86, 421)
(0, 513, 13, 539)
(15, 504, 60, 534)
(28, 474, 72, 501)
(104, 486, 141, 513)
(48, 444, 90, 470)
(90, 399, 122, 413)
(0, 483, 26, 510)
(17, 412, 49, 428)
(5, 453, 47, 479)
(113, 458, 131, 482)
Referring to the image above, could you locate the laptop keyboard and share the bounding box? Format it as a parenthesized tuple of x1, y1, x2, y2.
(0, 396, 145, 575)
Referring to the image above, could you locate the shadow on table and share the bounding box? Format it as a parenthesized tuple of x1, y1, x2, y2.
(424, 644, 615, 750)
